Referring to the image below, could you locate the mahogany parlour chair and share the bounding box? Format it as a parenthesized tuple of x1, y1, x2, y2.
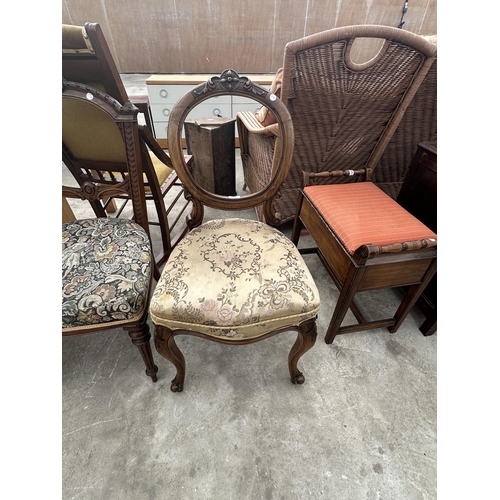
(288, 26, 437, 343)
(62, 22, 191, 264)
(150, 70, 321, 392)
(237, 26, 438, 223)
(62, 79, 158, 382)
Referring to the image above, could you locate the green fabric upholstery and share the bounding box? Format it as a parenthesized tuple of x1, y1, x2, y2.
(62, 218, 152, 330)
(62, 97, 127, 162)
(148, 152, 173, 189)
(62, 24, 87, 50)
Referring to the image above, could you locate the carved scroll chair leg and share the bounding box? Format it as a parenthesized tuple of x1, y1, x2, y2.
(124, 317, 158, 382)
(154, 325, 186, 392)
(288, 318, 318, 384)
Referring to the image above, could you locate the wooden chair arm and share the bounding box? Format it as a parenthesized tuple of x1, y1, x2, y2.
(139, 125, 173, 167)
(139, 125, 193, 167)
(130, 95, 155, 134)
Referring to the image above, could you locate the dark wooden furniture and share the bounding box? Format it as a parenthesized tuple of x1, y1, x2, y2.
(289, 26, 438, 344)
(62, 80, 158, 382)
(150, 70, 320, 392)
(396, 142, 437, 335)
(373, 46, 437, 200)
(130, 94, 155, 133)
(62, 22, 191, 268)
(184, 117, 237, 195)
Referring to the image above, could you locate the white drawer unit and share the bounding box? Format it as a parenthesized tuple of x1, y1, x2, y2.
(150, 97, 232, 139)
(146, 74, 273, 146)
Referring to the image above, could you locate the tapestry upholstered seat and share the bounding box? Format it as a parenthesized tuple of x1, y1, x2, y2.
(62, 218, 152, 328)
(151, 218, 319, 340)
(150, 70, 320, 392)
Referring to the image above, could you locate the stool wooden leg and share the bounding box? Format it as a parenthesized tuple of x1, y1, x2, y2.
(389, 260, 437, 333)
(104, 197, 118, 213)
(325, 266, 366, 344)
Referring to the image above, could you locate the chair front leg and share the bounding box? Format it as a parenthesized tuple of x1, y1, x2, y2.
(288, 317, 318, 384)
(125, 317, 158, 382)
(154, 325, 186, 392)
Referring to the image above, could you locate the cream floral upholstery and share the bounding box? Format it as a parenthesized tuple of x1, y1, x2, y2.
(151, 218, 320, 340)
(151, 70, 319, 392)
(62, 218, 152, 330)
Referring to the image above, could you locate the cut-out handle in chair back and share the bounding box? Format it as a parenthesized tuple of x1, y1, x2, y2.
(238, 24, 437, 223)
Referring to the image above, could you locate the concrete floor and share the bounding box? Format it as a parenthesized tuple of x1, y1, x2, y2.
(62, 74, 437, 500)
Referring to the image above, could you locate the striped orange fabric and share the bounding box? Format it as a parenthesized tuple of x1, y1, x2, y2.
(303, 183, 437, 254)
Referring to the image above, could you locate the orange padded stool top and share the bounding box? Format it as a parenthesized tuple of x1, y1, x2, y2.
(303, 182, 437, 255)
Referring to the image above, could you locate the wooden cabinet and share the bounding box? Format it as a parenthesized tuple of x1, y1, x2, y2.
(396, 141, 437, 335)
(146, 74, 273, 147)
(185, 117, 237, 196)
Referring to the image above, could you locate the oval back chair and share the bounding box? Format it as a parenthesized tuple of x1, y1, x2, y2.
(150, 70, 321, 392)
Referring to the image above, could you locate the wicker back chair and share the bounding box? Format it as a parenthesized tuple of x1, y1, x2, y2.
(237, 25, 437, 223)
(287, 28, 438, 343)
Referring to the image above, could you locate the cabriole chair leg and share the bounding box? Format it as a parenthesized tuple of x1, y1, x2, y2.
(288, 318, 318, 384)
(154, 325, 185, 392)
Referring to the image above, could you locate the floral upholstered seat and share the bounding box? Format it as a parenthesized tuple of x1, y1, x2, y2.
(150, 218, 320, 340)
(62, 218, 152, 330)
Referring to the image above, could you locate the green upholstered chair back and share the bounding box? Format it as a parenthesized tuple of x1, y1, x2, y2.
(62, 79, 149, 234)
(62, 96, 127, 163)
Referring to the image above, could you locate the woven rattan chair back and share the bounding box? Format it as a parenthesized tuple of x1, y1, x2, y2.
(238, 25, 437, 223)
(287, 28, 438, 342)
(373, 55, 437, 198)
